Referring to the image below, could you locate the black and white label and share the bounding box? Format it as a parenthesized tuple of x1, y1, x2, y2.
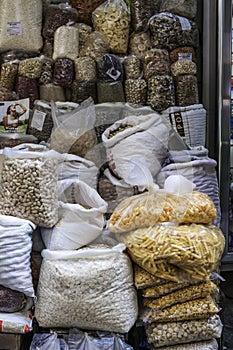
(31, 110, 46, 131)
(6, 22, 22, 36)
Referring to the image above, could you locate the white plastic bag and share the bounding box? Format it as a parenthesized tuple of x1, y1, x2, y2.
(30, 333, 65, 350)
(35, 244, 138, 332)
(102, 113, 169, 184)
(0, 311, 33, 334)
(41, 179, 108, 250)
(0, 215, 35, 297)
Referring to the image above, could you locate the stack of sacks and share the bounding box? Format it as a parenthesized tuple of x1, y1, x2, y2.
(108, 176, 225, 349)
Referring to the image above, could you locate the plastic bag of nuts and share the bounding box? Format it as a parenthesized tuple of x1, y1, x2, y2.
(97, 54, 124, 83)
(160, 0, 197, 19)
(0, 62, 18, 91)
(74, 57, 96, 82)
(169, 46, 196, 64)
(92, 0, 131, 54)
(27, 100, 54, 142)
(129, 32, 152, 58)
(0, 87, 17, 101)
(42, 3, 79, 40)
(131, 0, 155, 32)
(18, 57, 44, 79)
(147, 75, 175, 112)
(145, 315, 222, 348)
(74, 23, 92, 51)
(70, 0, 106, 25)
(0, 133, 38, 149)
(15, 76, 39, 109)
(38, 58, 53, 85)
(141, 296, 219, 323)
(53, 58, 75, 88)
(0, 148, 59, 228)
(79, 31, 110, 61)
(143, 49, 170, 80)
(171, 60, 197, 77)
(125, 79, 147, 106)
(124, 56, 143, 80)
(149, 12, 199, 51)
(174, 75, 199, 106)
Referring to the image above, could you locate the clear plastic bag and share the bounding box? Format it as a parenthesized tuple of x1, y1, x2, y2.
(143, 49, 170, 79)
(97, 81, 125, 103)
(147, 75, 175, 112)
(169, 46, 196, 64)
(18, 57, 44, 79)
(53, 25, 79, 61)
(92, 0, 131, 54)
(79, 31, 110, 61)
(131, 0, 155, 32)
(97, 54, 124, 83)
(134, 264, 168, 289)
(15, 76, 39, 109)
(0, 62, 18, 91)
(149, 339, 219, 350)
(146, 315, 222, 348)
(171, 60, 197, 76)
(160, 0, 197, 19)
(125, 79, 147, 106)
(53, 58, 75, 88)
(70, 0, 106, 26)
(30, 333, 63, 350)
(174, 75, 199, 106)
(124, 56, 143, 80)
(74, 57, 97, 82)
(71, 80, 97, 105)
(129, 32, 152, 58)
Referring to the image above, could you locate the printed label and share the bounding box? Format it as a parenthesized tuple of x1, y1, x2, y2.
(178, 53, 193, 61)
(31, 110, 47, 131)
(106, 68, 121, 81)
(0, 98, 30, 134)
(169, 112, 185, 137)
(6, 22, 22, 36)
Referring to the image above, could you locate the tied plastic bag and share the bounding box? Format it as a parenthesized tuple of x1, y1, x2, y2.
(92, 0, 131, 54)
(41, 179, 108, 250)
(50, 98, 98, 161)
(0, 311, 33, 334)
(34, 244, 138, 332)
(30, 333, 68, 350)
(102, 113, 169, 184)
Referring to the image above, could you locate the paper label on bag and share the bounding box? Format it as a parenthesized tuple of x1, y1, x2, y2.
(31, 110, 47, 131)
(6, 22, 22, 36)
(177, 16, 191, 31)
(178, 53, 193, 61)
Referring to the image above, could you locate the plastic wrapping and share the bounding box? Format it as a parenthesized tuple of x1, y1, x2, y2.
(79, 31, 110, 61)
(160, 0, 197, 19)
(39, 84, 66, 102)
(143, 281, 217, 310)
(41, 178, 107, 250)
(147, 75, 175, 112)
(109, 191, 217, 233)
(30, 333, 64, 350)
(102, 113, 169, 182)
(151, 339, 219, 350)
(42, 4, 79, 40)
(97, 81, 125, 103)
(97, 54, 124, 82)
(146, 315, 222, 348)
(15, 76, 39, 109)
(113, 223, 225, 281)
(0, 87, 17, 101)
(143, 49, 170, 80)
(18, 58, 44, 79)
(38, 57, 53, 85)
(149, 12, 199, 50)
(134, 264, 168, 289)
(171, 60, 197, 76)
(0, 0, 43, 53)
(0, 148, 59, 228)
(70, 0, 106, 25)
(0, 285, 26, 313)
(53, 25, 79, 61)
(131, 0, 155, 32)
(124, 56, 143, 80)
(71, 80, 97, 104)
(129, 32, 152, 58)
(174, 75, 199, 106)
(92, 0, 131, 54)
(0, 62, 18, 91)
(75, 23, 93, 51)
(53, 58, 75, 88)
(41, 40, 53, 58)
(74, 57, 97, 81)
(27, 100, 54, 142)
(169, 46, 196, 64)
(34, 244, 138, 332)
(125, 79, 147, 106)
(0, 133, 38, 149)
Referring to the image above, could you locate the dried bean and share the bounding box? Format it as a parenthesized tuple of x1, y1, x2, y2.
(125, 79, 147, 106)
(174, 75, 199, 106)
(147, 75, 175, 112)
(143, 49, 170, 79)
(124, 56, 143, 80)
(169, 46, 196, 64)
(15, 76, 39, 109)
(53, 58, 74, 88)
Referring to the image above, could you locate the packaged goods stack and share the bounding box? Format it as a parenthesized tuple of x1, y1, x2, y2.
(108, 184, 225, 350)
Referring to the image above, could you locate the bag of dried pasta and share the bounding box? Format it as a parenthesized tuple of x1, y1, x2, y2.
(108, 190, 217, 233)
(114, 223, 225, 281)
(92, 0, 131, 54)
